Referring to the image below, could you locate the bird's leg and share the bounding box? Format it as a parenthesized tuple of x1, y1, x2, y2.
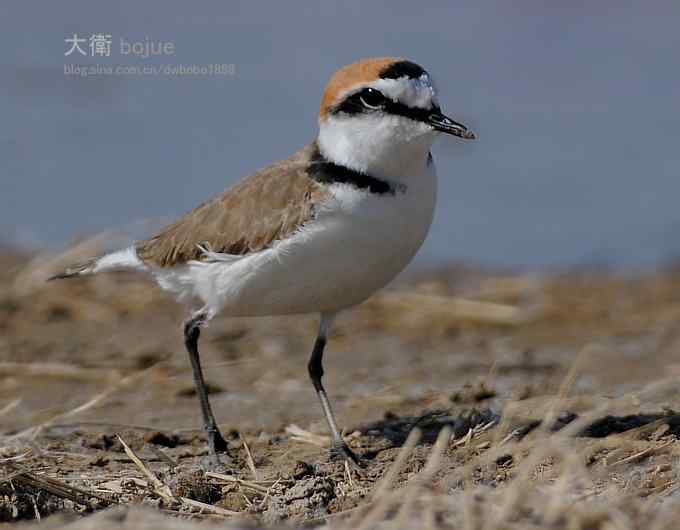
(307, 314, 361, 466)
(184, 312, 230, 464)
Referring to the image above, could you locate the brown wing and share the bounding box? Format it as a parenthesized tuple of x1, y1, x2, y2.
(136, 144, 328, 268)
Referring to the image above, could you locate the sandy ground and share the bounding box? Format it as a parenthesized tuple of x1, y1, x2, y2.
(2, 248, 680, 529)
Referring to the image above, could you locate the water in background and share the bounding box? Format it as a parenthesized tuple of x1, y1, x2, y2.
(1, 1, 679, 269)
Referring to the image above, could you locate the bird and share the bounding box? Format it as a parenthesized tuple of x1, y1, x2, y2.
(49, 57, 475, 468)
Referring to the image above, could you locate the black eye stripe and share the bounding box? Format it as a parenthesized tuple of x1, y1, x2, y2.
(384, 100, 433, 123)
(331, 89, 435, 125)
(333, 88, 385, 115)
(332, 92, 365, 115)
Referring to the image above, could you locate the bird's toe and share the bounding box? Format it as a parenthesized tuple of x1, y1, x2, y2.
(330, 441, 365, 469)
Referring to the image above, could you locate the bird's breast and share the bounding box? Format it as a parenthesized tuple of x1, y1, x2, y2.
(206, 163, 438, 316)
(286, 163, 438, 311)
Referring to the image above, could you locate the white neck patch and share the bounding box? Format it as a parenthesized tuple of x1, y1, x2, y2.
(318, 113, 436, 183)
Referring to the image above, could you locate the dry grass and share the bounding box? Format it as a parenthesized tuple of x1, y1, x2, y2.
(2, 383, 680, 530)
(1, 248, 680, 528)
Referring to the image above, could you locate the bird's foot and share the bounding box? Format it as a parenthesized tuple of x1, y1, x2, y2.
(200, 428, 234, 473)
(199, 452, 234, 473)
(208, 428, 230, 454)
(330, 441, 364, 470)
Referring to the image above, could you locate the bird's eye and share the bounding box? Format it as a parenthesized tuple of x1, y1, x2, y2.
(358, 88, 385, 109)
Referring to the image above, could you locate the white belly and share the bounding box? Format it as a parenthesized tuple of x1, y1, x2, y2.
(156, 164, 437, 317)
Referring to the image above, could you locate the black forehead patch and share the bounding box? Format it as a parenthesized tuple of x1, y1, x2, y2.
(380, 60, 426, 80)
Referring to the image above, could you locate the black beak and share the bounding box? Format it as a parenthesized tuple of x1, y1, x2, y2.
(428, 110, 476, 139)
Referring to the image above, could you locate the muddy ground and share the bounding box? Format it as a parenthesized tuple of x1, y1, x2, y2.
(2, 248, 680, 529)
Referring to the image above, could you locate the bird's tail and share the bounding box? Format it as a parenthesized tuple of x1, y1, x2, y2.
(48, 246, 146, 281)
(48, 257, 99, 280)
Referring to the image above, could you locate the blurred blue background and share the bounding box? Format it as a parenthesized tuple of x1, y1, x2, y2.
(1, 1, 679, 269)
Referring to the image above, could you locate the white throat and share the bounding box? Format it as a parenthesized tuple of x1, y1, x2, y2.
(317, 114, 437, 184)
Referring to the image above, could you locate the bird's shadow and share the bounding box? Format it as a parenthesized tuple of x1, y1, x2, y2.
(351, 407, 680, 461)
(353, 407, 500, 460)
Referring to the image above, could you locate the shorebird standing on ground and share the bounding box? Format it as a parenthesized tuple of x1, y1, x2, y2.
(50, 57, 475, 467)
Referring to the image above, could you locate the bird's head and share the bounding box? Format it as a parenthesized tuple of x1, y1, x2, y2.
(318, 57, 474, 179)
